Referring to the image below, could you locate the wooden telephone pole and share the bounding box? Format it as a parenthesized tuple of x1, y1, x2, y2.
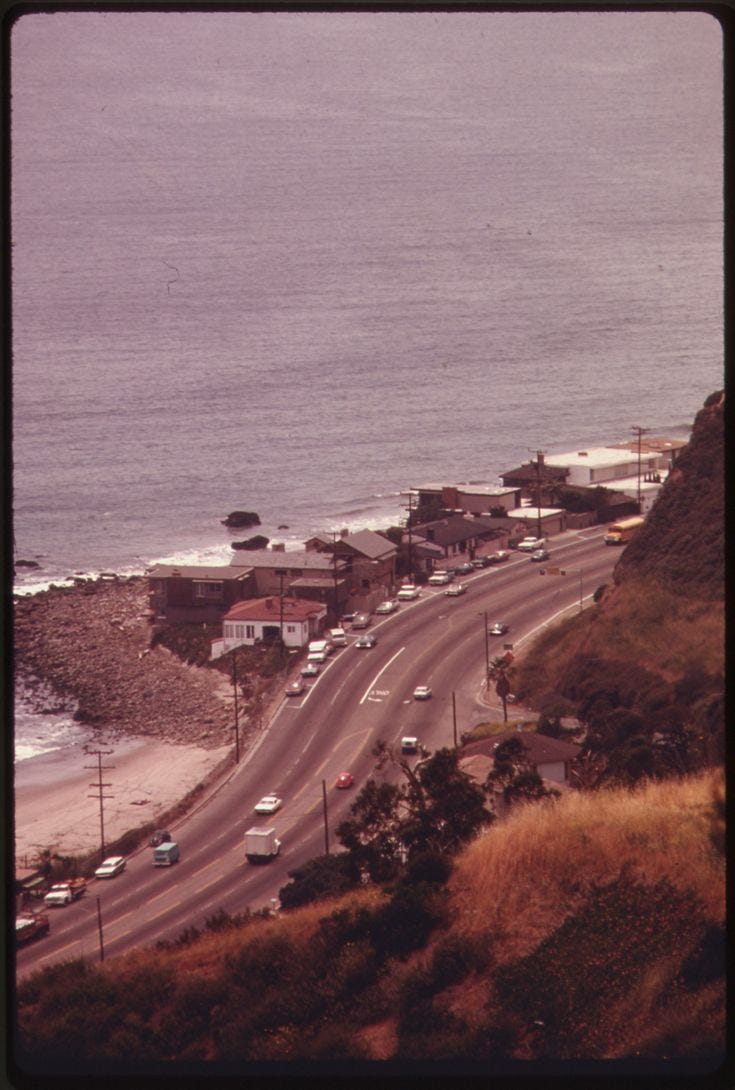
(85, 748, 114, 859)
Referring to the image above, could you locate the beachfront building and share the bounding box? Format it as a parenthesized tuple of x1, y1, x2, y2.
(410, 482, 522, 517)
(211, 595, 328, 659)
(542, 447, 664, 515)
(147, 565, 254, 624)
(304, 529, 398, 610)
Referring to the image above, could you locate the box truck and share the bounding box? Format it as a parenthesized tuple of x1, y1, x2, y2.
(245, 826, 281, 863)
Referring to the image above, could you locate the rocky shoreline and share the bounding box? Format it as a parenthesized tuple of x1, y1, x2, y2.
(14, 576, 239, 750)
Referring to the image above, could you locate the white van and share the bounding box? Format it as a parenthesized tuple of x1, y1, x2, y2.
(308, 639, 333, 656)
(327, 627, 347, 646)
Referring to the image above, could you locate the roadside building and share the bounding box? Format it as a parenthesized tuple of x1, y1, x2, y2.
(460, 730, 582, 791)
(409, 513, 507, 566)
(410, 482, 521, 516)
(147, 565, 254, 624)
(211, 595, 327, 659)
(305, 529, 397, 610)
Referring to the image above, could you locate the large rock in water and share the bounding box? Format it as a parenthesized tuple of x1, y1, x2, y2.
(231, 535, 269, 551)
(222, 510, 261, 529)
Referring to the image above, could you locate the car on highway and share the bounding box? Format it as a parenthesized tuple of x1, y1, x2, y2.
(488, 622, 509, 636)
(285, 679, 306, 696)
(94, 856, 126, 879)
(335, 771, 354, 789)
(375, 599, 399, 614)
(149, 829, 172, 847)
(517, 537, 546, 553)
(254, 794, 282, 815)
(413, 685, 432, 700)
(530, 548, 550, 562)
(301, 662, 320, 677)
(355, 633, 377, 648)
(401, 736, 420, 754)
(445, 583, 466, 597)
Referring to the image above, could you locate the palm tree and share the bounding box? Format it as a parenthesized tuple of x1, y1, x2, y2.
(488, 654, 514, 723)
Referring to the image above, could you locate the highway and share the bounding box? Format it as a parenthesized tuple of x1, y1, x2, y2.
(17, 528, 619, 977)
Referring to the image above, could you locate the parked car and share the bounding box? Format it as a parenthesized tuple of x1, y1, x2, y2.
(471, 556, 491, 568)
(488, 622, 509, 636)
(487, 550, 510, 563)
(396, 585, 421, 601)
(517, 537, 546, 552)
(355, 633, 377, 648)
(351, 613, 371, 629)
(453, 562, 474, 576)
(428, 571, 452, 586)
(254, 794, 282, 815)
(94, 856, 126, 879)
(530, 548, 550, 562)
(375, 599, 399, 614)
(340, 612, 357, 625)
(149, 829, 172, 847)
(301, 662, 320, 677)
(335, 771, 354, 789)
(285, 679, 306, 696)
(413, 685, 432, 700)
(445, 583, 466, 597)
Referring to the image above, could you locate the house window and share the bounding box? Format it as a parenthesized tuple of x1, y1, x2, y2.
(286, 624, 296, 634)
(289, 569, 303, 577)
(193, 581, 223, 600)
(246, 625, 255, 639)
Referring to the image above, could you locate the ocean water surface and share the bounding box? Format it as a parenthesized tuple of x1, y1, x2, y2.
(11, 10, 723, 758)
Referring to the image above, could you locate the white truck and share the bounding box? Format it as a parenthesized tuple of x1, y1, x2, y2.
(516, 536, 546, 552)
(327, 627, 347, 646)
(153, 841, 180, 866)
(244, 826, 281, 864)
(43, 878, 87, 907)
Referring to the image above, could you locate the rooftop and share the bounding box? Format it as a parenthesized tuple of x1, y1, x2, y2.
(544, 447, 642, 470)
(148, 565, 250, 580)
(229, 550, 346, 571)
(224, 596, 327, 623)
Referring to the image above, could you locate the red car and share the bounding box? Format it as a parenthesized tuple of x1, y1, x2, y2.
(335, 771, 354, 789)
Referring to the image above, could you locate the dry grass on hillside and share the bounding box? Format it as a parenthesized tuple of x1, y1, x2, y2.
(449, 770, 724, 965)
(517, 579, 724, 704)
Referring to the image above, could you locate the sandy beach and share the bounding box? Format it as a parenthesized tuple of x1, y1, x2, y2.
(14, 735, 232, 860)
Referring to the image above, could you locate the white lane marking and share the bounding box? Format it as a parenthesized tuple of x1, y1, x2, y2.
(359, 647, 405, 705)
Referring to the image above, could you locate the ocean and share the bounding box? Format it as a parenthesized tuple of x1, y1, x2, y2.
(11, 10, 723, 759)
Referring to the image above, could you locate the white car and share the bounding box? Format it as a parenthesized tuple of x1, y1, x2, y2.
(375, 599, 399, 614)
(94, 856, 126, 879)
(396, 585, 420, 601)
(254, 794, 282, 815)
(445, 583, 466, 597)
(517, 537, 546, 552)
(413, 685, 432, 700)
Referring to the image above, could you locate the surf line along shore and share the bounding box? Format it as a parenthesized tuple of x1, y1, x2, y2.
(13, 575, 254, 860)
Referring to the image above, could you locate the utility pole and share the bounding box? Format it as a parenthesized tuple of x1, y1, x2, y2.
(631, 425, 649, 510)
(96, 897, 105, 963)
(231, 648, 240, 763)
(85, 748, 114, 859)
(452, 691, 458, 748)
(528, 449, 546, 540)
(405, 490, 415, 583)
(322, 779, 329, 855)
(483, 611, 490, 690)
(278, 571, 286, 661)
(332, 531, 340, 623)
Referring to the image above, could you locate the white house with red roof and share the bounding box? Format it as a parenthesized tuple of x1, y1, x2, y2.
(211, 595, 327, 659)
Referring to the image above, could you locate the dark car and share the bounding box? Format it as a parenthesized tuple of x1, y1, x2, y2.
(149, 830, 172, 847)
(530, 548, 550, 562)
(471, 556, 491, 568)
(355, 633, 377, 648)
(488, 622, 509, 636)
(453, 562, 474, 575)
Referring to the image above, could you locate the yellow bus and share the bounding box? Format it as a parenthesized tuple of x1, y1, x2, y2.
(603, 515, 645, 545)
